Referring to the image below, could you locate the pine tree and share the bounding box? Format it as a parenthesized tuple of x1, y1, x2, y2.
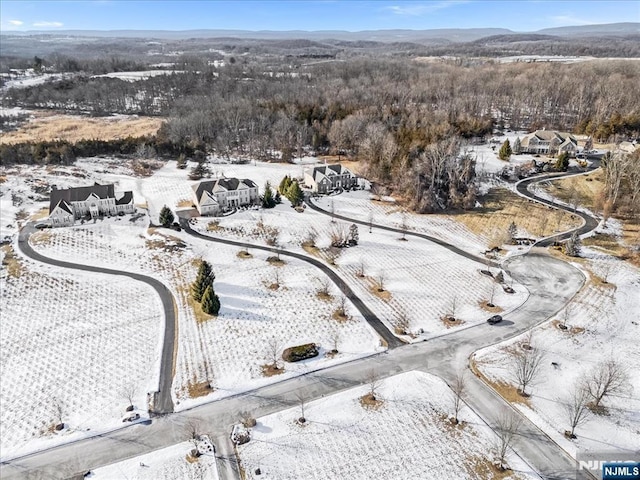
(555, 152, 570, 171)
(191, 261, 215, 302)
(348, 223, 359, 246)
(513, 137, 521, 155)
(507, 221, 518, 244)
(201, 285, 220, 315)
(498, 139, 512, 161)
(159, 205, 174, 227)
(177, 154, 187, 169)
(189, 161, 208, 180)
(261, 181, 276, 209)
(286, 180, 305, 207)
(278, 175, 292, 194)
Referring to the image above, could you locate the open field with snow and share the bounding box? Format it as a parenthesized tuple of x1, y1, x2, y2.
(92, 440, 218, 480)
(0, 245, 163, 460)
(237, 371, 537, 480)
(474, 247, 640, 458)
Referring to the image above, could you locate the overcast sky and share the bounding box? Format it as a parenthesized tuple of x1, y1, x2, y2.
(1, 0, 638, 32)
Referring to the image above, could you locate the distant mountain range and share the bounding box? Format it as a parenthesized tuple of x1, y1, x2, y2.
(3, 23, 638, 44)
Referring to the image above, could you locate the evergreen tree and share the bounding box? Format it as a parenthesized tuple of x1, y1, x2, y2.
(275, 191, 282, 204)
(555, 152, 570, 171)
(201, 285, 220, 315)
(513, 137, 521, 155)
(159, 205, 174, 227)
(278, 175, 292, 194)
(189, 161, 208, 180)
(286, 180, 305, 207)
(498, 139, 512, 161)
(261, 181, 277, 209)
(191, 261, 215, 302)
(348, 223, 359, 246)
(176, 154, 187, 169)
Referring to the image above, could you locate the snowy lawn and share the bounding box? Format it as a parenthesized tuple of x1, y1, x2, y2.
(474, 248, 640, 459)
(237, 371, 537, 480)
(28, 217, 383, 411)
(91, 440, 218, 480)
(0, 245, 163, 460)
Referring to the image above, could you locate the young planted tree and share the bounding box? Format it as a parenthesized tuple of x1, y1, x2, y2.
(191, 261, 215, 302)
(582, 359, 630, 412)
(498, 139, 512, 161)
(278, 175, 292, 194)
(200, 285, 221, 316)
(120, 383, 137, 411)
(366, 369, 381, 401)
(564, 383, 591, 438)
(511, 348, 545, 397)
(395, 308, 411, 335)
(451, 370, 467, 425)
(564, 231, 582, 257)
(555, 152, 570, 172)
(286, 180, 305, 207)
(295, 390, 307, 423)
(507, 222, 518, 245)
(348, 223, 359, 246)
(493, 410, 522, 471)
(159, 205, 174, 228)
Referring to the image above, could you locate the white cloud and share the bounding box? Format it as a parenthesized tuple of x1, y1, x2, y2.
(386, 0, 469, 16)
(32, 21, 64, 28)
(9, 20, 24, 26)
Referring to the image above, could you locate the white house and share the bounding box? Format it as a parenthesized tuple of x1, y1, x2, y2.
(304, 164, 358, 194)
(519, 130, 578, 156)
(191, 177, 259, 216)
(48, 183, 135, 227)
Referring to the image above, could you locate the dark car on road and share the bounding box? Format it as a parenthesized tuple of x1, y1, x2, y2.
(487, 315, 503, 325)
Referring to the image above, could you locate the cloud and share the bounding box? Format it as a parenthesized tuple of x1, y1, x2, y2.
(32, 21, 64, 27)
(9, 20, 24, 26)
(386, 0, 469, 16)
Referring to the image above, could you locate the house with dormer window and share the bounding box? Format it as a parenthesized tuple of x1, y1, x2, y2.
(191, 177, 259, 216)
(304, 164, 358, 194)
(48, 183, 135, 227)
(519, 130, 578, 156)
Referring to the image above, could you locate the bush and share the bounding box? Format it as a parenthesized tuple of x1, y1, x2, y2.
(282, 343, 319, 363)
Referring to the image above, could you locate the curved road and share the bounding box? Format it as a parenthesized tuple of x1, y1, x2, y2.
(4, 168, 603, 479)
(178, 216, 403, 349)
(17, 223, 177, 415)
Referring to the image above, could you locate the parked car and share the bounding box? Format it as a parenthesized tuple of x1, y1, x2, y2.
(34, 223, 51, 229)
(487, 315, 503, 325)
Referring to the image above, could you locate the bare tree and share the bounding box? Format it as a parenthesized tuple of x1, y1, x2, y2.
(493, 410, 522, 471)
(487, 281, 497, 307)
(329, 328, 341, 353)
(376, 272, 385, 292)
(563, 383, 591, 438)
(294, 390, 306, 423)
(302, 227, 318, 247)
(271, 268, 281, 289)
(560, 303, 574, 329)
(120, 383, 137, 411)
(511, 348, 545, 396)
(266, 337, 282, 370)
(330, 223, 349, 247)
(399, 212, 408, 240)
(451, 370, 467, 425)
(316, 277, 331, 298)
(448, 295, 458, 320)
(395, 308, 411, 335)
(366, 369, 381, 401)
(368, 211, 373, 233)
(355, 258, 366, 277)
(334, 295, 348, 319)
(330, 199, 335, 223)
(582, 359, 630, 411)
(51, 397, 65, 430)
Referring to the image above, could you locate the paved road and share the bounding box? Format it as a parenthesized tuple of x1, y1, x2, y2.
(305, 194, 498, 268)
(516, 172, 601, 247)
(0, 251, 589, 479)
(178, 215, 403, 349)
(16, 223, 177, 415)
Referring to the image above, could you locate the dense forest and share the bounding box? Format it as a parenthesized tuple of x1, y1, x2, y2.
(2, 34, 639, 213)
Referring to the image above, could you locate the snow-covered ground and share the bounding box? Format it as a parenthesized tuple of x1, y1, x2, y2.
(92, 70, 187, 82)
(474, 247, 640, 458)
(237, 371, 538, 480)
(0, 248, 163, 460)
(91, 440, 218, 480)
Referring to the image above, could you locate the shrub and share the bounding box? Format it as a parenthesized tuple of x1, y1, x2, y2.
(282, 343, 319, 363)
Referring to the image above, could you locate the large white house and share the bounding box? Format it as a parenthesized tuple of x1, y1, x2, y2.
(519, 130, 578, 155)
(304, 164, 358, 194)
(191, 177, 259, 216)
(48, 183, 135, 227)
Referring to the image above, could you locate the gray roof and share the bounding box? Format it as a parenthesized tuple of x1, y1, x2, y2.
(192, 178, 257, 200)
(309, 164, 354, 182)
(116, 191, 133, 205)
(53, 199, 73, 215)
(49, 183, 115, 214)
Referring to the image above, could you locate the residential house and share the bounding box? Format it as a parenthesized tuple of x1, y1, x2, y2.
(191, 177, 259, 216)
(304, 164, 358, 194)
(48, 183, 135, 227)
(519, 130, 578, 156)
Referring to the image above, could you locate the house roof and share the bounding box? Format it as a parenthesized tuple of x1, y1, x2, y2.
(115, 191, 133, 205)
(521, 130, 577, 148)
(48, 183, 116, 213)
(307, 164, 354, 183)
(191, 178, 257, 202)
(51, 199, 73, 215)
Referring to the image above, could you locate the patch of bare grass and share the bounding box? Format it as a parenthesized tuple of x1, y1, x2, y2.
(187, 378, 214, 398)
(266, 256, 285, 266)
(359, 393, 384, 410)
(1, 245, 23, 278)
(465, 455, 522, 480)
(30, 231, 52, 246)
(316, 291, 332, 301)
(0, 113, 164, 145)
(478, 300, 504, 313)
(207, 221, 221, 231)
(237, 250, 253, 259)
(261, 364, 285, 377)
(471, 358, 531, 407)
(440, 315, 465, 328)
(177, 199, 194, 208)
(29, 208, 49, 221)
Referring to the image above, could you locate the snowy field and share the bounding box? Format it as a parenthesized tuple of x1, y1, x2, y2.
(92, 70, 187, 82)
(237, 371, 537, 480)
(29, 217, 382, 410)
(91, 441, 218, 480)
(474, 247, 640, 458)
(0, 247, 163, 460)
